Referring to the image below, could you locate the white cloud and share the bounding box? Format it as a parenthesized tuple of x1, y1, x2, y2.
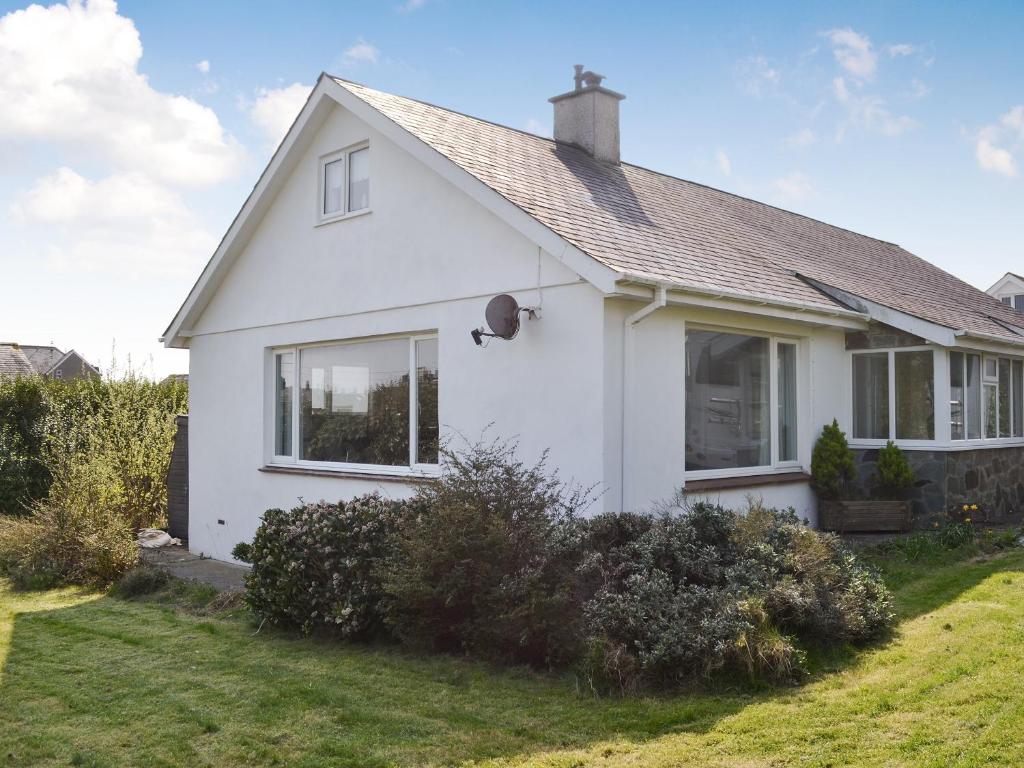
(343, 38, 380, 65)
(397, 0, 427, 11)
(787, 128, 817, 147)
(248, 83, 311, 146)
(909, 78, 931, 100)
(715, 149, 732, 176)
(888, 43, 916, 58)
(772, 171, 814, 202)
(833, 76, 916, 137)
(975, 107, 1024, 178)
(824, 28, 877, 80)
(10, 167, 216, 275)
(0, 0, 243, 187)
(196, 59, 210, 74)
(735, 54, 780, 97)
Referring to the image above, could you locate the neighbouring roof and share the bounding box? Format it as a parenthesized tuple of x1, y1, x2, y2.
(333, 77, 1024, 345)
(0, 344, 36, 377)
(20, 345, 64, 374)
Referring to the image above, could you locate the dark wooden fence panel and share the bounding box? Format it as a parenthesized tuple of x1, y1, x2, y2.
(167, 415, 189, 540)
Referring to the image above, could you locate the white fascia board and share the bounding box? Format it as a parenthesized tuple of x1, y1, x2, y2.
(322, 79, 619, 294)
(162, 77, 333, 347)
(800, 276, 959, 346)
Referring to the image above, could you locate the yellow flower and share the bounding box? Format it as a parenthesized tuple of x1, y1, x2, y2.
(963, 504, 970, 512)
(965, 517, 972, 524)
(971, 504, 979, 511)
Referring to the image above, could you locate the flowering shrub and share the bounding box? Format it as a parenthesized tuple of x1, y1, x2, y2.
(243, 494, 410, 637)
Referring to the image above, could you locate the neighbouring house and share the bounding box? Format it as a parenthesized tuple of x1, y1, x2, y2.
(0, 343, 99, 380)
(164, 68, 1024, 562)
(987, 272, 1024, 312)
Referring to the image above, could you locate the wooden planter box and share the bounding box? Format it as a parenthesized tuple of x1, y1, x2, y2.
(819, 500, 912, 533)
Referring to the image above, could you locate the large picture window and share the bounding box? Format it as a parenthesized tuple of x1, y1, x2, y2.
(685, 329, 798, 474)
(851, 349, 935, 441)
(272, 335, 438, 471)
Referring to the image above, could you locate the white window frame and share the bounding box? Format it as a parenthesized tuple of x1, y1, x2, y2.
(683, 325, 803, 481)
(849, 346, 1024, 451)
(316, 142, 370, 226)
(948, 350, 1024, 446)
(269, 333, 439, 477)
(848, 346, 938, 448)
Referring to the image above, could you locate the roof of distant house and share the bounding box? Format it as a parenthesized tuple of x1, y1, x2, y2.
(0, 344, 36, 377)
(332, 77, 1024, 345)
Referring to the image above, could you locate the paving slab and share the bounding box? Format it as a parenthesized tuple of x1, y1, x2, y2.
(140, 545, 248, 592)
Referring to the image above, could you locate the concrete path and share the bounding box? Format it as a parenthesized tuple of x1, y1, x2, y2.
(140, 545, 248, 592)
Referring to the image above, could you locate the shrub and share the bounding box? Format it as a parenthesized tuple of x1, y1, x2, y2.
(0, 372, 186, 588)
(579, 500, 894, 692)
(244, 494, 409, 637)
(230, 541, 253, 563)
(112, 565, 173, 598)
(0, 376, 50, 515)
(580, 503, 757, 691)
(874, 441, 915, 498)
(381, 438, 593, 667)
(810, 420, 856, 500)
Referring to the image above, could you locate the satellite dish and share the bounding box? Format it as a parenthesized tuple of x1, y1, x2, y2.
(484, 294, 521, 339)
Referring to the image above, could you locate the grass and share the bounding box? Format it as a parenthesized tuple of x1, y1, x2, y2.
(3, 548, 1024, 767)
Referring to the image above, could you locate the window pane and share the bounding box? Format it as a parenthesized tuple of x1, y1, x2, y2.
(999, 358, 1011, 437)
(275, 352, 293, 456)
(1003, 297, 1012, 306)
(852, 353, 889, 439)
(1015, 295, 1024, 312)
(950, 351, 964, 440)
(895, 351, 934, 440)
(324, 158, 344, 214)
(966, 354, 981, 439)
(348, 147, 369, 212)
(685, 330, 769, 471)
(1014, 360, 1023, 437)
(300, 339, 410, 465)
(778, 343, 797, 462)
(985, 384, 998, 438)
(415, 339, 439, 464)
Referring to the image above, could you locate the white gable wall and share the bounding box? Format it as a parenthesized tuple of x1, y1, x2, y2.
(186, 103, 606, 560)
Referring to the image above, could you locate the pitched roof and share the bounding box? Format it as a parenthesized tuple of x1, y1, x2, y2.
(20, 345, 64, 374)
(334, 77, 1024, 345)
(0, 344, 36, 378)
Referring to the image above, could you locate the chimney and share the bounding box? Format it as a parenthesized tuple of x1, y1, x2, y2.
(549, 64, 625, 164)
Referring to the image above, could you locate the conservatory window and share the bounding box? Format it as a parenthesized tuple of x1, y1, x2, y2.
(851, 349, 935, 442)
(949, 351, 1024, 441)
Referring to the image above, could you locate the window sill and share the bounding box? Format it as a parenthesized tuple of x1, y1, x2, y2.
(685, 471, 811, 492)
(259, 464, 436, 483)
(315, 208, 371, 227)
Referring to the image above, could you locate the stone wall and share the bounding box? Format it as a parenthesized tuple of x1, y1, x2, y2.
(851, 445, 1024, 526)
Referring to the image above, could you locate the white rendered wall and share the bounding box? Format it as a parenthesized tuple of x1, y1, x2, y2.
(187, 103, 605, 560)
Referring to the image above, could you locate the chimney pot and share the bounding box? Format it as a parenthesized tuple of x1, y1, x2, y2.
(549, 64, 625, 164)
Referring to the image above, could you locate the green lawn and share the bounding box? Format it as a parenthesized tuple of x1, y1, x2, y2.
(3, 548, 1024, 767)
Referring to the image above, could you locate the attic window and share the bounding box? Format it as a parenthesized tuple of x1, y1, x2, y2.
(318, 143, 370, 223)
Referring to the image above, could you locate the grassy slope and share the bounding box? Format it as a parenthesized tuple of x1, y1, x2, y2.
(1, 550, 1023, 768)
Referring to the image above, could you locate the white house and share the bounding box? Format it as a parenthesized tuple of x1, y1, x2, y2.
(164, 68, 1024, 562)
(987, 272, 1024, 312)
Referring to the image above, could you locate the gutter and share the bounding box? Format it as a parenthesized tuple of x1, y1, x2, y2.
(621, 285, 668, 512)
(617, 270, 870, 321)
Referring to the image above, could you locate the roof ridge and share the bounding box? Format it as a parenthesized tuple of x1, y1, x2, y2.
(331, 75, 904, 251)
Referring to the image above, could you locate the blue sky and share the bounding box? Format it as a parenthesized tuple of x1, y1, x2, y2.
(1, 0, 1022, 378)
